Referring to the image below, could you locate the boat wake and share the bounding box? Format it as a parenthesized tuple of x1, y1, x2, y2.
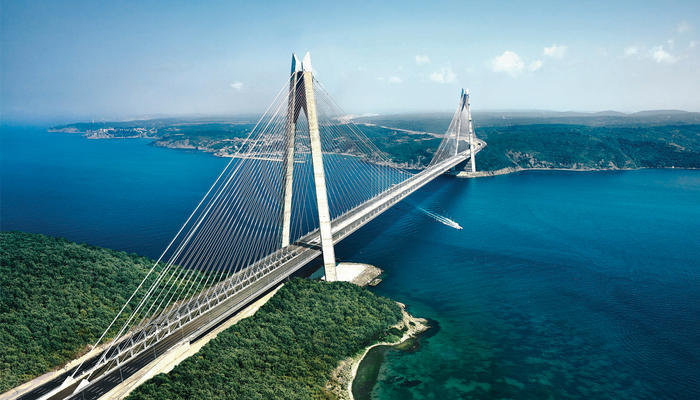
(417, 207, 463, 230)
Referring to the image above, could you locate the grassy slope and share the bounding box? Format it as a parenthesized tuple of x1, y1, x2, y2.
(128, 278, 402, 400)
(0, 232, 156, 392)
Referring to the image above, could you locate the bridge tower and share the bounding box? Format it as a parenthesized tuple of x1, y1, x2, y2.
(455, 89, 477, 172)
(466, 89, 476, 173)
(280, 52, 337, 281)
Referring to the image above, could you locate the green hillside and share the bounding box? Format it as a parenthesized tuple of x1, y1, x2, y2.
(0, 232, 163, 391)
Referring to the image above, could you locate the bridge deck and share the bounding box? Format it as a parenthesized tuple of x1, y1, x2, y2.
(25, 145, 484, 400)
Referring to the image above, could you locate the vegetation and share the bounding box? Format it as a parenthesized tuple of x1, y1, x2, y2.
(0, 232, 401, 397)
(128, 278, 402, 400)
(0, 231, 159, 391)
(358, 112, 700, 170)
(359, 124, 440, 167)
(474, 123, 700, 171)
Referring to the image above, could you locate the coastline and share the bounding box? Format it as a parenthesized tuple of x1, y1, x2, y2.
(326, 302, 429, 400)
(456, 165, 699, 178)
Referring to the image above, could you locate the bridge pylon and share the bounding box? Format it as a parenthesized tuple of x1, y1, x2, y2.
(280, 52, 337, 281)
(455, 88, 477, 172)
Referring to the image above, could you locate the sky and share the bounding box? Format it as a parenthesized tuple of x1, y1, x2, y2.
(1, 0, 699, 122)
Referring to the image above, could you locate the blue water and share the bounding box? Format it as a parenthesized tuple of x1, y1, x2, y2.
(1, 127, 228, 257)
(2, 127, 699, 399)
(339, 171, 700, 399)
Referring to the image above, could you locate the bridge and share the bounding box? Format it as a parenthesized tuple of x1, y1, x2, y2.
(16, 53, 484, 400)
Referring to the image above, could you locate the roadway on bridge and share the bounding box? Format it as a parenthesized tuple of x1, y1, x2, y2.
(18, 147, 480, 400)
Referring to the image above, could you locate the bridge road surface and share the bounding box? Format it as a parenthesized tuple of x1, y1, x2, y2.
(17, 149, 481, 400)
(19, 245, 322, 400)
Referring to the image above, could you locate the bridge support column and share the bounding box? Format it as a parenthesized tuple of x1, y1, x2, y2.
(279, 52, 337, 281)
(466, 89, 476, 173)
(281, 55, 301, 248)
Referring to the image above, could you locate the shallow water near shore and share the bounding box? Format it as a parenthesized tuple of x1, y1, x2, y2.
(353, 320, 438, 400)
(2, 127, 699, 399)
(353, 345, 390, 400)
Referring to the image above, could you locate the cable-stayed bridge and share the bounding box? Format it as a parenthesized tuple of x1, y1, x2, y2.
(18, 53, 484, 400)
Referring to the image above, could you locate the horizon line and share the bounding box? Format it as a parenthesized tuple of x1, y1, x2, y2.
(3, 108, 699, 126)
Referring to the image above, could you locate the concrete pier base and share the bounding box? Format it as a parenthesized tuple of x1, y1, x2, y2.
(315, 262, 382, 287)
(456, 167, 519, 178)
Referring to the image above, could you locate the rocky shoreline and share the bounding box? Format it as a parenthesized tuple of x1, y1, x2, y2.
(325, 303, 429, 400)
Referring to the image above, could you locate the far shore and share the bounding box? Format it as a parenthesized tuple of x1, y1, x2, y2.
(457, 165, 699, 179)
(47, 126, 699, 175)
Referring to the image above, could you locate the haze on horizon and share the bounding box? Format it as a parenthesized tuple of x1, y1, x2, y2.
(1, 0, 699, 123)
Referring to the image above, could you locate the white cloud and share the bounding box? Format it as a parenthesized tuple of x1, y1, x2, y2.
(429, 66, 456, 83)
(624, 46, 639, 56)
(388, 75, 402, 84)
(491, 51, 524, 76)
(230, 81, 243, 91)
(415, 55, 431, 65)
(543, 44, 567, 58)
(690, 41, 697, 48)
(528, 59, 543, 71)
(677, 21, 691, 34)
(650, 46, 677, 63)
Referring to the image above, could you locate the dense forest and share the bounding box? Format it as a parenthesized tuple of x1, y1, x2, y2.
(0, 233, 402, 397)
(473, 123, 700, 171)
(0, 232, 162, 391)
(128, 278, 402, 400)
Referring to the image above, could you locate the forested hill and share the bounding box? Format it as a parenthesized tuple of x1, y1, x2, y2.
(0, 233, 404, 397)
(0, 232, 157, 392)
(472, 123, 700, 171)
(356, 111, 700, 170)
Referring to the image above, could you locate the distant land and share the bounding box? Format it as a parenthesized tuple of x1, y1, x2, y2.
(49, 110, 700, 171)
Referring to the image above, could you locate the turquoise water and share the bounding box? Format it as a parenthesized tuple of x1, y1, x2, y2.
(2, 127, 699, 399)
(337, 169, 700, 399)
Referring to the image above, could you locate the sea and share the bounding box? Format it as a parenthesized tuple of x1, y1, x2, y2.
(1, 126, 699, 399)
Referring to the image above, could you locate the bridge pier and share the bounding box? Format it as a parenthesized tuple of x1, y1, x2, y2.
(465, 89, 476, 173)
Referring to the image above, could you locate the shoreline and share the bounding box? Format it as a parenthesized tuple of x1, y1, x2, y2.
(326, 302, 429, 400)
(457, 165, 699, 178)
